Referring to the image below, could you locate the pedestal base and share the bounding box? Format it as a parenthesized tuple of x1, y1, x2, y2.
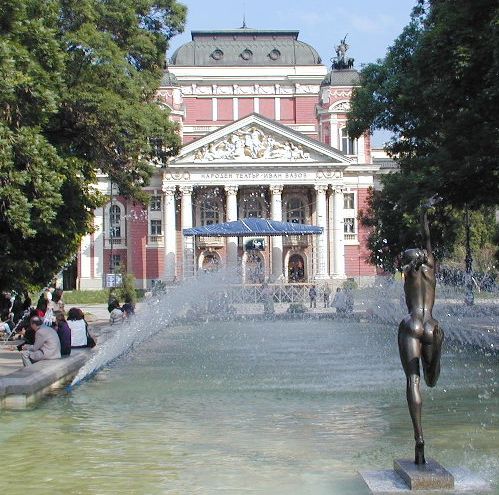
(360, 466, 491, 494)
(394, 458, 454, 490)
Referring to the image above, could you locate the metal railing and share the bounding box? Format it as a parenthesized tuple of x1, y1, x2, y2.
(105, 237, 125, 247)
(224, 284, 327, 305)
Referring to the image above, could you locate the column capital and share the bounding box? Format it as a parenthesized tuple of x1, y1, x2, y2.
(331, 185, 345, 194)
(314, 184, 328, 194)
(162, 184, 176, 196)
(225, 185, 239, 196)
(179, 185, 193, 196)
(270, 184, 284, 196)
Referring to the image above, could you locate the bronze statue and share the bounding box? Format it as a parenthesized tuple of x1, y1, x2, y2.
(398, 202, 444, 465)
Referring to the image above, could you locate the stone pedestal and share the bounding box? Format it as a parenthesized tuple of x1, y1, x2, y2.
(394, 458, 454, 490)
(360, 463, 492, 494)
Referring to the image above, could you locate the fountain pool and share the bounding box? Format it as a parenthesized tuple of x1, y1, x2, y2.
(0, 319, 497, 494)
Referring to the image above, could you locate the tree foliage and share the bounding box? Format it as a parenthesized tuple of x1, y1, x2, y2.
(359, 183, 459, 272)
(347, 0, 499, 269)
(0, 0, 186, 291)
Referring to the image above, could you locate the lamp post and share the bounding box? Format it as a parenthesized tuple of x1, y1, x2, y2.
(464, 205, 474, 306)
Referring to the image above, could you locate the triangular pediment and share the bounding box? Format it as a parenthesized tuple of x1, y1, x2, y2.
(170, 113, 353, 166)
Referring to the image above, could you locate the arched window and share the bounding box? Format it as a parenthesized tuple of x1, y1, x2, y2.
(286, 197, 306, 224)
(200, 197, 221, 226)
(241, 195, 266, 218)
(340, 127, 357, 155)
(110, 204, 121, 238)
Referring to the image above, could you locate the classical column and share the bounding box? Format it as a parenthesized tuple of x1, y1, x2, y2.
(180, 186, 194, 278)
(225, 185, 238, 269)
(332, 186, 346, 277)
(162, 184, 176, 282)
(94, 206, 104, 284)
(314, 185, 329, 279)
(270, 185, 284, 280)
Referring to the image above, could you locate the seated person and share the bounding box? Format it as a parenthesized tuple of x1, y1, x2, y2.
(1, 310, 14, 338)
(13, 308, 39, 347)
(110, 307, 124, 324)
(107, 294, 120, 314)
(54, 310, 71, 356)
(67, 307, 89, 348)
(121, 297, 135, 318)
(19, 316, 61, 366)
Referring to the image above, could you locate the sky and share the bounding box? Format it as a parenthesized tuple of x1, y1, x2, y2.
(167, 0, 418, 146)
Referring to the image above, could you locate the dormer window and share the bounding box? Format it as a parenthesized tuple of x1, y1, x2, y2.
(211, 49, 224, 61)
(268, 49, 281, 61)
(240, 49, 253, 61)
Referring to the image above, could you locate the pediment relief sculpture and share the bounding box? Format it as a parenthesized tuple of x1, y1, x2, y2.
(193, 127, 313, 162)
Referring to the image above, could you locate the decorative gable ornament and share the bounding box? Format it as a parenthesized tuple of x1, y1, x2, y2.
(330, 100, 351, 112)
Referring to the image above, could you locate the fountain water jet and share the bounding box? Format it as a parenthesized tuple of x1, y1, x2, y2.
(71, 269, 240, 386)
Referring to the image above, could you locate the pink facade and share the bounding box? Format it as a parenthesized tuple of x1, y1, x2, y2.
(77, 28, 381, 290)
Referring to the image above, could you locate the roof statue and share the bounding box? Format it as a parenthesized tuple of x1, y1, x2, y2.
(331, 34, 354, 70)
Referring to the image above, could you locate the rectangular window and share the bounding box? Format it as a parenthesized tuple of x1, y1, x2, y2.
(344, 193, 355, 210)
(340, 128, 357, 155)
(344, 218, 355, 234)
(110, 254, 121, 271)
(150, 195, 162, 211)
(150, 220, 162, 235)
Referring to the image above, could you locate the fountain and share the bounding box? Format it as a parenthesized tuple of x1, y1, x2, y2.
(0, 269, 496, 494)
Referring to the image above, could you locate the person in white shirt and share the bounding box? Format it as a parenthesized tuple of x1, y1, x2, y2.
(67, 307, 89, 348)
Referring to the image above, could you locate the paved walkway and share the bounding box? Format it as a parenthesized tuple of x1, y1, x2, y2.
(0, 305, 112, 378)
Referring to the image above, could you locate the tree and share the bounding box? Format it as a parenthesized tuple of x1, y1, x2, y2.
(358, 183, 459, 273)
(347, 0, 498, 269)
(0, 0, 186, 291)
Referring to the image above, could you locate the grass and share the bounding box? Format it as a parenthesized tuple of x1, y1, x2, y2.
(63, 290, 109, 304)
(63, 289, 146, 305)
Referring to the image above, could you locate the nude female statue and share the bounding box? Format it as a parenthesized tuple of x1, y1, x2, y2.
(398, 203, 444, 465)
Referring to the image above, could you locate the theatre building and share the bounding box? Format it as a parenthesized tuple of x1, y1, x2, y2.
(73, 28, 383, 290)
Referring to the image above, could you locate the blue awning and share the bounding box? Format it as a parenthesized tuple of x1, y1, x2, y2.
(183, 218, 323, 237)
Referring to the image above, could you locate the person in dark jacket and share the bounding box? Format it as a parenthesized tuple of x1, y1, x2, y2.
(54, 311, 71, 356)
(121, 296, 135, 319)
(16, 308, 39, 347)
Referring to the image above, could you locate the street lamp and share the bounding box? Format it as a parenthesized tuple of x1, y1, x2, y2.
(109, 177, 115, 288)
